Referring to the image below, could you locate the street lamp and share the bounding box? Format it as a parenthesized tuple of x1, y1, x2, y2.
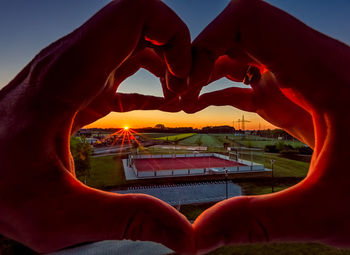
(225, 168, 228, 199)
(270, 159, 275, 193)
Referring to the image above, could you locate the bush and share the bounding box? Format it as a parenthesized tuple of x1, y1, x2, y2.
(264, 144, 279, 153)
(297, 146, 313, 155)
(280, 148, 298, 155)
(265, 142, 297, 154)
(70, 136, 92, 181)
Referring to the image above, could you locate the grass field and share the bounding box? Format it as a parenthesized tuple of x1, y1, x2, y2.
(139, 133, 180, 139)
(239, 139, 305, 149)
(155, 133, 196, 141)
(210, 243, 350, 255)
(248, 152, 309, 178)
(180, 134, 223, 147)
(214, 134, 306, 149)
(82, 155, 126, 188)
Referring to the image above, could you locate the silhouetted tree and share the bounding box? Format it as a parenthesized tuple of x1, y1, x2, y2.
(70, 136, 92, 183)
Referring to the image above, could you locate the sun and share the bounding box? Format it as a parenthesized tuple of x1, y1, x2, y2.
(124, 126, 129, 130)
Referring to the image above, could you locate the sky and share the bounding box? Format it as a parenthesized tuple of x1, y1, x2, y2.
(1, 0, 350, 129)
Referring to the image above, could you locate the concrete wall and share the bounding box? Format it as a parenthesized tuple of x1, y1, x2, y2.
(138, 171, 155, 177)
(173, 169, 189, 175)
(190, 169, 204, 174)
(156, 170, 173, 176)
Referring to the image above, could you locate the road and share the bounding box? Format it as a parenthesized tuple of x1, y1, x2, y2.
(92, 141, 155, 157)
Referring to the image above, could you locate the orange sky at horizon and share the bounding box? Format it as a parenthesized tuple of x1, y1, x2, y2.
(85, 106, 277, 130)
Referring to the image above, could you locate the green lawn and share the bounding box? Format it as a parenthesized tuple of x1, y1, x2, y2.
(155, 133, 196, 141)
(146, 147, 194, 154)
(178, 133, 203, 145)
(240, 182, 291, 195)
(180, 134, 223, 147)
(259, 153, 309, 178)
(209, 243, 350, 255)
(239, 139, 305, 149)
(139, 133, 179, 139)
(82, 155, 126, 188)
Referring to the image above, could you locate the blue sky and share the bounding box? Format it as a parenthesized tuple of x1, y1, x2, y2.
(1, 0, 349, 128)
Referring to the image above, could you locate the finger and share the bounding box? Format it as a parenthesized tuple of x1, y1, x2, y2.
(217, 0, 350, 109)
(194, 183, 342, 254)
(113, 48, 176, 101)
(111, 93, 181, 113)
(145, 0, 192, 94)
(184, 87, 256, 114)
(182, 51, 255, 111)
(144, 0, 191, 89)
(27, 0, 191, 121)
(188, 0, 246, 92)
(180, 52, 231, 112)
(209, 55, 249, 83)
(26, 177, 195, 254)
(114, 48, 165, 86)
(160, 77, 178, 101)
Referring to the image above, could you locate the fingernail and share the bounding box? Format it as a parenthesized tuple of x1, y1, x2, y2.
(243, 66, 261, 85)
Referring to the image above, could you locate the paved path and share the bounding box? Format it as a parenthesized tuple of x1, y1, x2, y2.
(112, 181, 242, 205)
(49, 240, 172, 255)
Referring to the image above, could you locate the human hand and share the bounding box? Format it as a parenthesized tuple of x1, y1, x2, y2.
(0, 0, 194, 253)
(72, 47, 181, 134)
(186, 0, 350, 253)
(184, 55, 315, 148)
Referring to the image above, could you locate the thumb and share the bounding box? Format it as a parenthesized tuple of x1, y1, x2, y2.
(25, 179, 195, 254)
(194, 183, 338, 254)
(183, 87, 256, 114)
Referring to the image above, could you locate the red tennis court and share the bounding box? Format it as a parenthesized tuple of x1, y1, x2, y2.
(134, 156, 246, 171)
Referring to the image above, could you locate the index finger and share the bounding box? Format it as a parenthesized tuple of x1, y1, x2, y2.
(23, 0, 191, 124)
(143, 0, 191, 93)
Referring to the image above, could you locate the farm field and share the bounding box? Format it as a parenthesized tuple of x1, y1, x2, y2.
(139, 132, 180, 139)
(239, 139, 305, 149)
(154, 133, 196, 141)
(215, 134, 306, 148)
(180, 134, 223, 147)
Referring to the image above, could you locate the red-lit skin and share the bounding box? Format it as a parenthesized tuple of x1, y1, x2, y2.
(186, 56, 315, 148)
(2, 0, 350, 253)
(72, 47, 181, 135)
(176, 0, 350, 253)
(0, 0, 193, 254)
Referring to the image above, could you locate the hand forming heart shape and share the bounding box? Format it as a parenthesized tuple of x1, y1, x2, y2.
(1, 0, 350, 254)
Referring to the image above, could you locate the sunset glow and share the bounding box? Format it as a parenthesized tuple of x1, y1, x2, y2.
(84, 108, 277, 130)
(100, 127, 143, 153)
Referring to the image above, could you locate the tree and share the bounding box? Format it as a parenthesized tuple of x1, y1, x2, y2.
(70, 136, 92, 184)
(155, 124, 165, 129)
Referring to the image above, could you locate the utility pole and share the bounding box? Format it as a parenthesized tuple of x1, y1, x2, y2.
(271, 159, 275, 193)
(242, 115, 245, 132)
(237, 115, 251, 136)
